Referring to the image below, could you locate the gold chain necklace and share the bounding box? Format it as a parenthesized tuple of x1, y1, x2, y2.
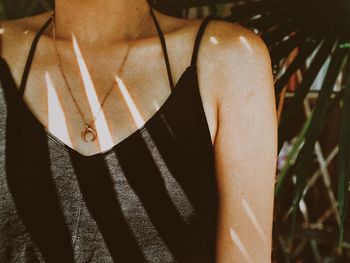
(51, 9, 151, 143)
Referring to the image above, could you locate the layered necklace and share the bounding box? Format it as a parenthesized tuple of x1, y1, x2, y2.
(51, 8, 151, 142)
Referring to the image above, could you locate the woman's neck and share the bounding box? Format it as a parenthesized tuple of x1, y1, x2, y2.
(54, 0, 153, 45)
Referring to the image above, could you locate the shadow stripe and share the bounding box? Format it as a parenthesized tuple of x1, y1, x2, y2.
(3, 65, 75, 263)
(69, 153, 147, 262)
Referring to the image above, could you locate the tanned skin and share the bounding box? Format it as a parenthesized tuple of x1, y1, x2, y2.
(0, 0, 277, 261)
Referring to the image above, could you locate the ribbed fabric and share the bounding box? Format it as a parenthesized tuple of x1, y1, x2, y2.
(0, 8, 218, 263)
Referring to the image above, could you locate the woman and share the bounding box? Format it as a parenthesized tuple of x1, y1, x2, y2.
(0, 0, 277, 262)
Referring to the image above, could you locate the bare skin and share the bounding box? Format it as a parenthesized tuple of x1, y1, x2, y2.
(0, 0, 277, 262)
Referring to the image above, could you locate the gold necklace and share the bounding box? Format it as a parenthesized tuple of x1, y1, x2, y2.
(51, 9, 151, 143)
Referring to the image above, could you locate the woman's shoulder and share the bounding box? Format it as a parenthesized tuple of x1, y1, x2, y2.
(0, 11, 52, 47)
(209, 20, 272, 108)
(207, 21, 274, 126)
(0, 12, 52, 76)
(1, 11, 51, 30)
(197, 17, 269, 66)
(165, 12, 269, 74)
(160, 11, 269, 75)
(175, 14, 271, 102)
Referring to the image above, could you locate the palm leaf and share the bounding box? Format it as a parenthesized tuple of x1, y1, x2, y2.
(338, 52, 350, 246)
(278, 35, 339, 149)
(291, 34, 350, 237)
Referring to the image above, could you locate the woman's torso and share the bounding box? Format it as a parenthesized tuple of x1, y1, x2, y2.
(0, 9, 218, 263)
(0, 10, 218, 156)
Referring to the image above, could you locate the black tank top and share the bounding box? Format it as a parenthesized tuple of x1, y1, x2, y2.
(0, 8, 218, 263)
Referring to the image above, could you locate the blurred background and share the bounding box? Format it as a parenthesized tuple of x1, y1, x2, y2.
(1, 0, 350, 262)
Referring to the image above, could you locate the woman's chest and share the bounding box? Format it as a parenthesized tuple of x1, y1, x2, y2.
(20, 56, 180, 156)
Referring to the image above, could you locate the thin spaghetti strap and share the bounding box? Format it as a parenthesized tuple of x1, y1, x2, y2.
(18, 15, 53, 98)
(191, 15, 214, 67)
(150, 8, 175, 91)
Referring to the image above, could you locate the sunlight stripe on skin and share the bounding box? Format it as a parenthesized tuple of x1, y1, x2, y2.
(230, 228, 253, 263)
(241, 198, 267, 245)
(72, 34, 114, 150)
(115, 75, 145, 129)
(45, 71, 73, 148)
(239, 36, 253, 53)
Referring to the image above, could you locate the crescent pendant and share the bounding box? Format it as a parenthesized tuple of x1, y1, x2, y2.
(81, 124, 97, 142)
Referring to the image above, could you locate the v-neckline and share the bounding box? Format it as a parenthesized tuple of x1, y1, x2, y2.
(25, 65, 195, 158)
(12, 8, 195, 158)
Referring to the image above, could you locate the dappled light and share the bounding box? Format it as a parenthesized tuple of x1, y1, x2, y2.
(141, 129, 195, 222)
(230, 228, 253, 263)
(1, 0, 349, 261)
(72, 33, 114, 151)
(115, 77, 194, 220)
(241, 198, 267, 244)
(45, 71, 73, 147)
(0, 2, 220, 262)
(115, 75, 145, 129)
(105, 150, 175, 261)
(210, 36, 218, 45)
(239, 36, 253, 53)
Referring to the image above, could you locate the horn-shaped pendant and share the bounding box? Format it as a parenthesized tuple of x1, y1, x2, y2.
(81, 123, 97, 142)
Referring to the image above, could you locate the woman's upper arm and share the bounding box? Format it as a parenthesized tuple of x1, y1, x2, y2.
(213, 24, 278, 263)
